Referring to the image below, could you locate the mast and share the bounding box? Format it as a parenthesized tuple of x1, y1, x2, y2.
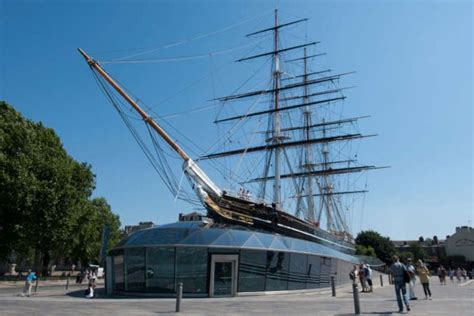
(78, 48, 222, 197)
(273, 9, 282, 209)
(302, 47, 316, 222)
(78, 48, 190, 162)
(318, 119, 334, 229)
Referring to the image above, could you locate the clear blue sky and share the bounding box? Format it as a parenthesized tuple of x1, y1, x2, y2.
(1, 0, 472, 241)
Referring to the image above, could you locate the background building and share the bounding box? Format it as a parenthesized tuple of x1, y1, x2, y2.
(123, 221, 155, 236)
(445, 226, 474, 261)
(393, 239, 446, 264)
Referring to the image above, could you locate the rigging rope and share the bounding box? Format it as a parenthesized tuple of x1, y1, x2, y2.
(101, 42, 259, 64)
(90, 67, 201, 206)
(100, 9, 274, 63)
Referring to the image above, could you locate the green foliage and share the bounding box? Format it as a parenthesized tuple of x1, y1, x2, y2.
(355, 230, 396, 264)
(69, 198, 121, 264)
(407, 241, 428, 261)
(441, 255, 466, 266)
(355, 244, 376, 257)
(0, 101, 121, 269)
(398, 251, 414, 264)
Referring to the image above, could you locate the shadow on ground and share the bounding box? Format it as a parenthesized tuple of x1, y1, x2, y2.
(66, 287, 176, 300)
(336, 313, 394, 315)
(66, 287, 108, 299)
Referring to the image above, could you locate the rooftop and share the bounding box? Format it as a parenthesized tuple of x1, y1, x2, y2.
(112, 221, 359, 263)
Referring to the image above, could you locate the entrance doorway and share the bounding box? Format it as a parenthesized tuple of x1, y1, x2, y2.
(209, 254, 238, 297)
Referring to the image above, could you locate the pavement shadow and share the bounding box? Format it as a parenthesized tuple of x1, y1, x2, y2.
(66, 287, 108, 299)
(336, 312, 395, 315)
(65, 288, 174, 300)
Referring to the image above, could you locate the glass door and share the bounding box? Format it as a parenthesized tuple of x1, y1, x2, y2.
(210, 255, 238, 297)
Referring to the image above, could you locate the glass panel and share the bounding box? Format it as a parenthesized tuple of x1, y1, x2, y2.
(255, 233, 274, 248)
(269, 236, 288, 251)
(289, 238, 309, 253)
(113, 252, 124, 291)
(125, 248, 146, 292)
(330, 258, 338, 275)
(229, 230, 251, 246)
(288, 253, 308, 290)
(280, 237, 293, 250)
(211, 231, 237, 246)
(242, 234, 266, 249)
(180, 229, 222, 245)
(213, 262, 233, 296)
(176, 247, 208, 294)
(265, 251, 289, 291)
(320, 257, 332, 288)
(146, 247, 175, 293)
(306, 255, 321, 289)
(238, 250, 266, 292)
(337, 260, 353, 285)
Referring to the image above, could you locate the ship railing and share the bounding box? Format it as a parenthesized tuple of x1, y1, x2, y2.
(224, 190, 270, 205)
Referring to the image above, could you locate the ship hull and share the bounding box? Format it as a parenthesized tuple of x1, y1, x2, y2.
(203, 192, 356, 255)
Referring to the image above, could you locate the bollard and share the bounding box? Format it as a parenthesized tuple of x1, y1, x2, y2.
(175, 282, 183, 312)
(34, 277, 39, 293)
(66, 273, 70, 290)
(352, 282, 361, 315)
(379, 274, 383, 287)
(331, 276, 336, 297)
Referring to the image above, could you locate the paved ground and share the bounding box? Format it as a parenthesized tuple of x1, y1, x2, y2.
(0, 276, 472, 315)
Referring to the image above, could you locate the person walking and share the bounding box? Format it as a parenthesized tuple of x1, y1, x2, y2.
(390, 256, 411, 313)
(349, 265, 358, 283)
(449, 268, 454, 282)
(406, 258, 417, 300)
(21, 270, 37, 297)
(439, 265, 447, 285)
(359, 264, 368, 292)
(416, 259, 432, 300)
(455, 267, 462, 282)
(364, 264, 373, 292)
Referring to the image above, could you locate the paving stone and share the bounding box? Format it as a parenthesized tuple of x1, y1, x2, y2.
(0, 277, 472, 315)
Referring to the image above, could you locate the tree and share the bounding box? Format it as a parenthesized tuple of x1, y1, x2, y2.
(69, 198, 121, 265)
(355, 230, 396, 264)
(0, 101, 121, 272)
(407, 241, 428, 262)
(356, 244, 376, 257)
(398, 251, 414, 264)
(418, 236, 424, 243)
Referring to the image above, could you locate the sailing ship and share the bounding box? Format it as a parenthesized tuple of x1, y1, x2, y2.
(79, 10, 385, 255)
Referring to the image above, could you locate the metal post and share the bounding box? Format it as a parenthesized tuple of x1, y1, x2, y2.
(175, 282, 183, 312)
(379, 274, 383, 287)
(352, 282, 361, 315)
(331, 276, 336, 296)
(66, 273, 70, 290)
(34, 277, 39, 293)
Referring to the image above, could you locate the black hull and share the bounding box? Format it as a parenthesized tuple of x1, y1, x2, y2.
(203, 192, 355, 255)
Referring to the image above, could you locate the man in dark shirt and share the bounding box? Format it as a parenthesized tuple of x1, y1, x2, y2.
(390, 256, 411, 313)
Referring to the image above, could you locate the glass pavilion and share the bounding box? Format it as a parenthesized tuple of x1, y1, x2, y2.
(107, 221, 359, 297)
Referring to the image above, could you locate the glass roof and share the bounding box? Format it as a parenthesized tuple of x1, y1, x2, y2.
(114, 221, 359, 263)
